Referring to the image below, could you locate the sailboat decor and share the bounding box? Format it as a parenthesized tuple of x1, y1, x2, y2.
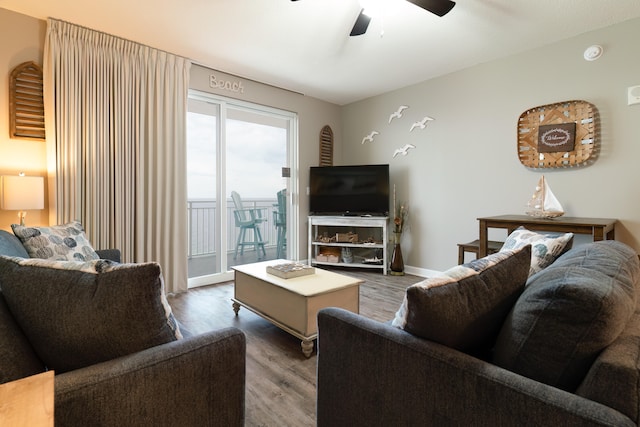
(525, 176, 565, 219)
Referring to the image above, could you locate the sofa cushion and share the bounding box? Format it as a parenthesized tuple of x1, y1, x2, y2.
(11, 221, 100, 261)
(500, 226, 573, 276)
(493, 240, 639, 392)
(0, 292, 45, 384)
(391, 245, 531, 352)
(576, 308, 640, 424)
(0, 256, 182, 373)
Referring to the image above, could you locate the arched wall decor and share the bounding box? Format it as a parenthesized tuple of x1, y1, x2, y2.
(9, 61, 45, 141)
(319, 125, 334, 166)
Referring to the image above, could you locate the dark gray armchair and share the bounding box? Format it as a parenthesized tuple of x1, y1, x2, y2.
(0, 229, 246, 426)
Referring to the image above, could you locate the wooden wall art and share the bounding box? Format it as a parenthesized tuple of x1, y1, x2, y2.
(319, 125, 334, 166)
(517, 100, 599, 169)
(9, 61, 45, 141)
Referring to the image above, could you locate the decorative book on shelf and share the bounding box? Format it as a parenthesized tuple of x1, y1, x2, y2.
(266, 263, 315, 279)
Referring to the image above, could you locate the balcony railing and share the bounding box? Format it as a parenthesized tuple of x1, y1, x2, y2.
(187, 198, 278, 258)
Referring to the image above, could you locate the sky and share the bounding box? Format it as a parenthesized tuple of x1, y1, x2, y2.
(187, 112, 287, 200)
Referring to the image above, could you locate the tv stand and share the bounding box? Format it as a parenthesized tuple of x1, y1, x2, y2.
(308, 215, 389, 275)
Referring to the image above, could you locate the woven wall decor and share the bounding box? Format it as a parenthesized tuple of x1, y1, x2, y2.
(9, 61, 45, 141)
(517, 100, 599, 169)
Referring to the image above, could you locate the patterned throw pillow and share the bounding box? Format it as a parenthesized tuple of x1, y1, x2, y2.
(11, 221, 100, 261)
(500, 226, 573, 276)
(0, 256, 182, 373)
(391, 245, 531, 352)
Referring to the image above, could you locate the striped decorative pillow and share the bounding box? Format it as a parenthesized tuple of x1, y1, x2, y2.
(391, 245, 531, 352)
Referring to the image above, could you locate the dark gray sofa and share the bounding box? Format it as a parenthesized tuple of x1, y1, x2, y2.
(317, 240, 640, 426)
(0, 229, 246, 426)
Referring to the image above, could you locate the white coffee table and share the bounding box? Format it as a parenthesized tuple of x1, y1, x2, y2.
(232, 260, 362, 357)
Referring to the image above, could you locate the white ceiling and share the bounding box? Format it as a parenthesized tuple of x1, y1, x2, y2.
(2, 0, 640, 105)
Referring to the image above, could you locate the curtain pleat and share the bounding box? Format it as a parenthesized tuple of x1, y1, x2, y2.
(43, 19, 190, 293)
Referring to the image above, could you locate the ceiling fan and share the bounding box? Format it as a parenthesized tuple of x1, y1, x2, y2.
(291, 0, 456, 36)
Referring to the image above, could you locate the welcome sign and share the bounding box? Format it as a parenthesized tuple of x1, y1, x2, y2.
(537, 122, 576, 153)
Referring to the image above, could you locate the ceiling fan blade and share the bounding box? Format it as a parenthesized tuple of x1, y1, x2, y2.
(350, 9, 371, 36)
(406, 0, 456, 17)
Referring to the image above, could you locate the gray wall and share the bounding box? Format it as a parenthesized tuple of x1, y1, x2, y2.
(341, 18, 640, 273)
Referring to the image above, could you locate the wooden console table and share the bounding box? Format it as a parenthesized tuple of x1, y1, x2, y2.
(477, 215, 617, 257)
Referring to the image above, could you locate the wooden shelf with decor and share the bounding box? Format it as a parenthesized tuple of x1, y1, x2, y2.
(477, 215, 617, 258)
(308, 216, 389, 275)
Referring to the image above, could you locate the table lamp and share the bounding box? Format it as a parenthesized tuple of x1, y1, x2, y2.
(0, 174, 45, 226)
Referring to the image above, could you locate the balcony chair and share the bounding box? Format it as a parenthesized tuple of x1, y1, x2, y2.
(231, 191, 266, 260)
(274, 189, 287, 259)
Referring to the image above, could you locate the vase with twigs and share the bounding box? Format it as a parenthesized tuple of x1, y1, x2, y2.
(390, 185, 407, 275)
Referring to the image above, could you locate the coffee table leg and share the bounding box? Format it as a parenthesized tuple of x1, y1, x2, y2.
(232, 301, 240, 315)
(301, 339, 314, 358)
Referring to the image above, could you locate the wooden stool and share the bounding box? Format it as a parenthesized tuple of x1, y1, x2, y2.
(457, 239, 503, 264)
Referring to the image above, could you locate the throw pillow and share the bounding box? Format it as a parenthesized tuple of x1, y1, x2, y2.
(493, 240, 639, 392)
(0, 256, 182, 374)
(500, 226, 573, 276)
(391, 245, 531, 352)
(11, 221, 100, 261)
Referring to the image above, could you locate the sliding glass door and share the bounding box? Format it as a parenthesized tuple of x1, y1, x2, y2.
(187, 91, 297, 287)
(186, 97, 220, 282)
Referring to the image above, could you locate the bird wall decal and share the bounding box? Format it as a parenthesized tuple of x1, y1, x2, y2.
(388, 105, 409, 124)
(409, 116, 435, 132)
(361, 131, 379, 144)
(393, 144, 416, 158)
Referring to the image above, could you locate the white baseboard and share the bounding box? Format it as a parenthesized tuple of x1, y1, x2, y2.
(404, 265, 441, 278)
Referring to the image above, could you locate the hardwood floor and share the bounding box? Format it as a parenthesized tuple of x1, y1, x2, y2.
(168, 267, 422, 427)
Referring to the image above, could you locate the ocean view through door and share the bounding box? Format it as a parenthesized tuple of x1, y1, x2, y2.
(187, 92, 296, 287)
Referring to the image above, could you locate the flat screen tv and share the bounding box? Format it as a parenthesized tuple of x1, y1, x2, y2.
(309, 164, 389, 216)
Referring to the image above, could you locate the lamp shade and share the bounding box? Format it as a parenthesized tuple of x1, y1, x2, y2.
(0, 175, 45, 210)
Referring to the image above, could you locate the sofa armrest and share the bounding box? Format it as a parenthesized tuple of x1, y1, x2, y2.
(317, 308, 633, 427)
(54, 327, 245, 427)
(95, 248, 121, 263)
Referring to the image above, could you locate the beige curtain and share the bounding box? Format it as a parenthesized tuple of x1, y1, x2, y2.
(43, 18, 190, 293)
